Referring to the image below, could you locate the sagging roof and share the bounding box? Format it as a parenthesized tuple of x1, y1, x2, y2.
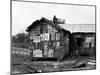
(26, 17, 68, 32)
(59, 24, 95, 33)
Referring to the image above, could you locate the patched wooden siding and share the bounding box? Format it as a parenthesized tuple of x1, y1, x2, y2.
(29, 22, 70, 59)
(72, 33, 96, 56)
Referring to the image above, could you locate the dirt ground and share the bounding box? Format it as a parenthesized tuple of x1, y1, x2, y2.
(11, 56, 96, 75)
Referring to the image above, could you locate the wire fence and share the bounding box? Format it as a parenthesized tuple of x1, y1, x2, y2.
(12, 47, 31, 56)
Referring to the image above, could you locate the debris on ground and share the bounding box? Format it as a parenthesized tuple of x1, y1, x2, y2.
(11, 57, 96, 74)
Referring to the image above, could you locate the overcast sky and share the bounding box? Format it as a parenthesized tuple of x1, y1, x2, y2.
(12, 1, 95, 35)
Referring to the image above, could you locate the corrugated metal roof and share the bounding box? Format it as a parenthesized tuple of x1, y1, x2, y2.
(59, 24, 95, 33)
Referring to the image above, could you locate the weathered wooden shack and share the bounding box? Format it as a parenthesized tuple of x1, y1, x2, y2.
(26, 17, 73, 60)
(72, 32, 96, 56)
(59, 24, 96, 57)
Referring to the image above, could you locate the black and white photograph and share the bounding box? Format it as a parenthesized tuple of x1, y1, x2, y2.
(11, 0, 96, 74)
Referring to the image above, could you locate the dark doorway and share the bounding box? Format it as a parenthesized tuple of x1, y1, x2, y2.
(76, 38, 83, 47)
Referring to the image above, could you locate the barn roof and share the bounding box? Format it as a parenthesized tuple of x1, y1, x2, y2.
(59, 24, 95, 33)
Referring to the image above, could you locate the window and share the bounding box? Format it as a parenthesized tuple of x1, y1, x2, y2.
(83, 37, 95, 48)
